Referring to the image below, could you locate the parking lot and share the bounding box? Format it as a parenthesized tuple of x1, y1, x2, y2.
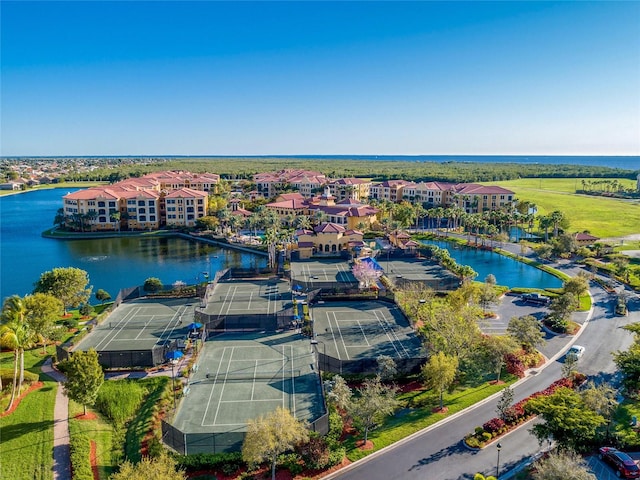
(586, 452, 640, 480)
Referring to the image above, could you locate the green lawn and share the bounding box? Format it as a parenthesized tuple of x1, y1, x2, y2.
(69, 400, 116, 480)
(0, 377, 56, 480)
(345, 378, 516, 461)
(488, 178, 640, 238)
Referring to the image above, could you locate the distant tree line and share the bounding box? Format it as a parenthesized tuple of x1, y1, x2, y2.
(2, 156, 637, 184)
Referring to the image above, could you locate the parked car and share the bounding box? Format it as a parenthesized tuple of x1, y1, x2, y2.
(599, 447, 640, 478)
(566, 345, 585, 360)
(521, 292, 551, 306)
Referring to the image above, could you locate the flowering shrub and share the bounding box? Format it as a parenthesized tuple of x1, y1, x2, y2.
(504, 353, 525, 378)
(464, 374, 584, 449)
(482, 418, 505, 434)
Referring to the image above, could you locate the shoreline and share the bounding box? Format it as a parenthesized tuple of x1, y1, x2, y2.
(41, 228, 269, 257)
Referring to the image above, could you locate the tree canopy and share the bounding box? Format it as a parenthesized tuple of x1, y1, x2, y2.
(110, 454, 186, 480)
(507, 315, 545, 353)
(422, 352, 458, 410)
(63, 349, 104, 415)
(242, 406, 309, 480)
(347, 376, 400, 442)
(527, 387, 605, 451)
(33, 267, 92, 314)
(531, 450, 595, 480)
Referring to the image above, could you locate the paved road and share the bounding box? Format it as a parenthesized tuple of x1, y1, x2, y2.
(328, 262, 640, 479)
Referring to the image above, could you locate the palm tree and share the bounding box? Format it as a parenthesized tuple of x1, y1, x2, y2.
(538, 215, 553, 242)
(312, 209, 328, 226)
(549, 210, 565, 238)
(0, 296, 33, 411)
(294, 215, 312, 231)
(110, 210, 121, 231)
(262, 227, 280, 269)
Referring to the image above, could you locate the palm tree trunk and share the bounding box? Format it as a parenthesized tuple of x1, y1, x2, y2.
(18, 348, 24, 394)
(6, 351, 18, 411)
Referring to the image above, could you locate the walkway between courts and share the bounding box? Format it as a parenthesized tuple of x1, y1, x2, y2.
(42, 358, 71, 480)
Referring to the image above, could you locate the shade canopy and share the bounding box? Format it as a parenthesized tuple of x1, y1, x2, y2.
(165, 350, 184, 360)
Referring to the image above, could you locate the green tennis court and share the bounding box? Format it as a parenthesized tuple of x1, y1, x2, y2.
(200, 278, 290, 317)
(290, 259, 358, 287)
(312, 301, 424, 361)
(172, 332, 324, 435)
(383, 257, 460, 290)
(75, 297, 196, 354)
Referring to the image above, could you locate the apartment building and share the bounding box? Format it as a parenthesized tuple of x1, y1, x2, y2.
(369, 180, 412, 202)
(253, 169, 327, 198)
(164, 188, 209, 227)
(328, 178, 372, 202)
(62, 170, 211, 231)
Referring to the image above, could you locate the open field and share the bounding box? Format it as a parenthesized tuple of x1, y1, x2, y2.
(489, 178, 640, 238)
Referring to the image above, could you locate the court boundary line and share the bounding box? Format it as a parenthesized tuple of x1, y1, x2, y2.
(200, 345, 301, 427)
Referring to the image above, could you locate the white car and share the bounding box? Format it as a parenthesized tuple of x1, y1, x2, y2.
(566, 345, 585, 360)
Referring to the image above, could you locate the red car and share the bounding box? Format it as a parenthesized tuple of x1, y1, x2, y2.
(599, 447, 640, 478)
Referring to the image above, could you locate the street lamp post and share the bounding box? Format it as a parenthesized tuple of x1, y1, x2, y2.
(496, 442, 502, 479)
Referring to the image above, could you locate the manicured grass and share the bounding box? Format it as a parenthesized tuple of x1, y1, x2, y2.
(613, 400, 640, 448)
(69, 400, 116, 480)
(345, 378, 517, 461)
(488, 178, 640, 238)
(123, 377, 171, 462)
(0, 377, 56, 480)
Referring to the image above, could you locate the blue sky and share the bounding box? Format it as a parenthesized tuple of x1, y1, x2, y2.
(1, 1, 639, 156)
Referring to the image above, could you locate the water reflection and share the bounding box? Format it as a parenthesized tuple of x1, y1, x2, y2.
(0, 189, 267, 300)
(422, 239, 562, 289)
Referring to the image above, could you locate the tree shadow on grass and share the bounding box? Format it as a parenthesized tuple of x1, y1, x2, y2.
(1, 420, 54, 451)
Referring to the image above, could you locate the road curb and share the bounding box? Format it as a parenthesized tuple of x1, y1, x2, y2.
(322, 291, 596, 479)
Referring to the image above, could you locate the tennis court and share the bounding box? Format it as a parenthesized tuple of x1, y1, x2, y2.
(172, 332, 324, 437)
(74, 297, 197, 367)
(200, 278, 290, 317)
(382, 257, 460, 290)
(290, 259, 358, 289)
(312, 300, 424, 362)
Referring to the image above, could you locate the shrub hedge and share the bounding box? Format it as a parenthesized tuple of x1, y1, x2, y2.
(69, 434, 93, 480)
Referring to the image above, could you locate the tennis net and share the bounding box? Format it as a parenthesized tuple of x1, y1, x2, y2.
(218, 295, 282, 301)
(109, 321, 178, 329)
(201, 369, 301, 383)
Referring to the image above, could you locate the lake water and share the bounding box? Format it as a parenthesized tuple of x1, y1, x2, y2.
(0, 189, 266, 302)
(422, 239, 562, 289)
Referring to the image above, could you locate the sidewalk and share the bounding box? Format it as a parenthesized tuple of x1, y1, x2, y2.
(42, 358, 71, 480)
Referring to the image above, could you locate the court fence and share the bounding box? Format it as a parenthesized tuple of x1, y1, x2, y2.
(316, 352, 424, 375)
(161, 412, 329, 455)
(199, 312, 280, 333)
